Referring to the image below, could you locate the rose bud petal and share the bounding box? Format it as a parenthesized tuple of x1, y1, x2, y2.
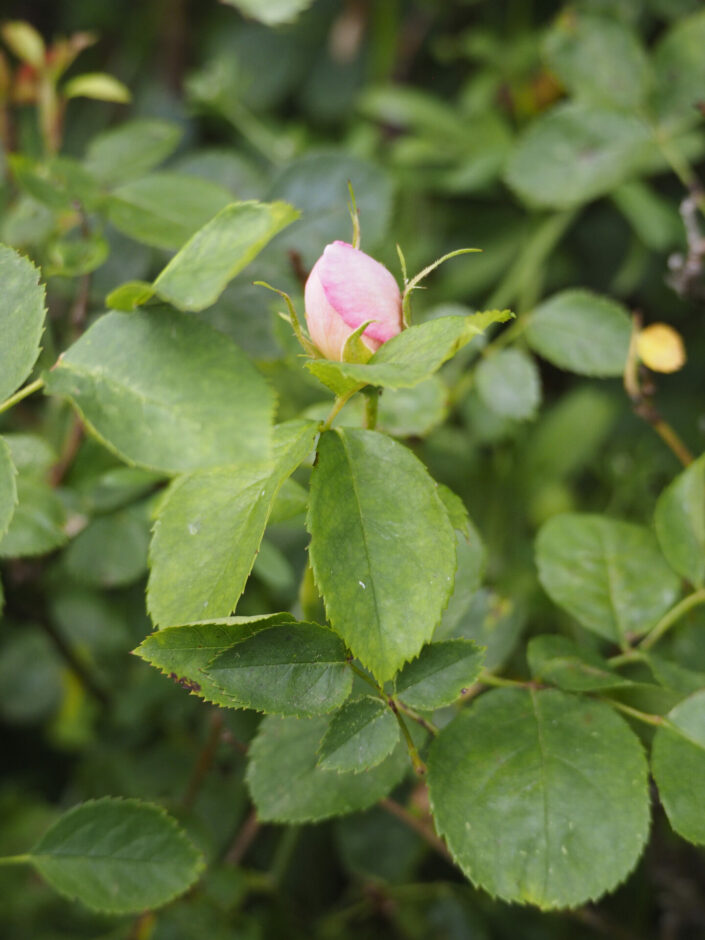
(304, 241, 403, 361)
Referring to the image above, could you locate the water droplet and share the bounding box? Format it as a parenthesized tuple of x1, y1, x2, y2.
(188, 522, 199, 535)
(358, 581, 366, 589)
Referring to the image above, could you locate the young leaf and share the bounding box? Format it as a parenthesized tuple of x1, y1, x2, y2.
(527, 635, 633, 692)
(652, 691, 705, 845)
(246, 715, 408, 823)
(536, 513, 680, 645)
(526, 290, 632, 377)
(0, 244, 46, 402)
(205, 622, 352, 717)
(1, 21, 45, 67)
(395, 640, 485, 710)
(152, 201, 299, 312)
(308, 429, 456, 682)
(63, 72, 130, 103)
(105, 173, 232, 250)
(147, 421, 316, 625)
(0, 437, 18, 541)
(46, 308, 275, 473)
(654, 454, 705, 587)
(317, 696, 399, 773)
(105, 280, 155, 311)
(83, 118, 182, 185)
(62, 503, 150, 588)
(427, 688, 650, 909)
(134, 615, 294, 708)
(475, 348, 541, 420)
(29, 798, 204, 914)
(307, 312, 512, 396)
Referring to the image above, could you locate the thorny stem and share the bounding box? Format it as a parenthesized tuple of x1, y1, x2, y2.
(0, 377, 45, 415)
(638, 588, 705, 652)
(224, 808, 260, 865)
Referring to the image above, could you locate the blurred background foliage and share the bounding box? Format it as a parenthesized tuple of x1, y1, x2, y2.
(1, 0, 705, 937)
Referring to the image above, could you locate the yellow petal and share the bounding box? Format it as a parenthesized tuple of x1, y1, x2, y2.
(636, 323, 686, 374)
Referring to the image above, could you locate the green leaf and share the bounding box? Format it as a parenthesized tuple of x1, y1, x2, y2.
(268, 152, 393, 267)
(63, 72, 130, 103)
(29, 798, 204, 914)
(62, 503, 150, 588)
(475, 348, 541, 421)
(105, 280, 155, 311)
(84, 118, 182, 186)
(0, 437, 18, 541)
(0, 478, 67, 558)
(246, 715, 408, 823)
(652, 691, 705, 845)
(44, 232, 109, 279)
(536, 513, 681, 645)
(152, 201, 299, 312)
(308, 429, 456, 682)
(9, 154, 101, 212)
(134, 615, 295, 708)
(147, 421, 316, 625)
(652, 10, 705, 129)
(206, 622, 352, 717)
(1, 21, 45, 67)
(395, 640, 484, 710)
(220, 0, 314, 25)
(505, 102, 654, 209)
(307, 312, 512, 397)
(543, 12, 651, 110)
(106, 173, 233, 250)
(45, 308, 275, 473)
(427, 688, 650, 908)
(0, 243, 46, 402)
(527, 635, 632, 692)
(643, 652, 705, 696)
(525, 289, 632, 377)
(654, 454, 705, 587)
(317, 697, 399, 773)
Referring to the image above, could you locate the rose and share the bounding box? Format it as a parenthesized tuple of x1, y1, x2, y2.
(304, 241, 403, 361)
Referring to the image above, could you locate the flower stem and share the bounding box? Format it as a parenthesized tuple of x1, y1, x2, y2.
(321, 389, 358, 431)
(364, 390, 379, 430)
(601, 699, 667, 728)
(390, 701, 427, 776)
(0, 377, 45, 416)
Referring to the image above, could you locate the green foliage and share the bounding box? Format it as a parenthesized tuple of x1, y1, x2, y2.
(2, 3, 705, 934)
(0, 244, 46, 402)
(46, 309, 275, 472)
(206, 622, 352, 717)
(428, 689, 650, 908)
(654, 454, 705, 586)
(246, 715, 408, 823)
(652, 691, 705, 844)
(536, 513, 681, 644)
(395, 640, 485, 709)
(29, 798, 204, 913)
(317, 696, 399, 772)
(526, 290, 632, 376)
(308, 428, 456, 682)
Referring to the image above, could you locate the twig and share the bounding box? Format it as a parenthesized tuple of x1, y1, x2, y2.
(225, 808, 260, 866)
(182, 710, 224, 811)
(49, 419, 84, 487)
(378, 797, 453, 863)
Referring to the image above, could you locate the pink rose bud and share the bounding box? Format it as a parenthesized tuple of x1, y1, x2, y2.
(304, 241, 403, 361)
